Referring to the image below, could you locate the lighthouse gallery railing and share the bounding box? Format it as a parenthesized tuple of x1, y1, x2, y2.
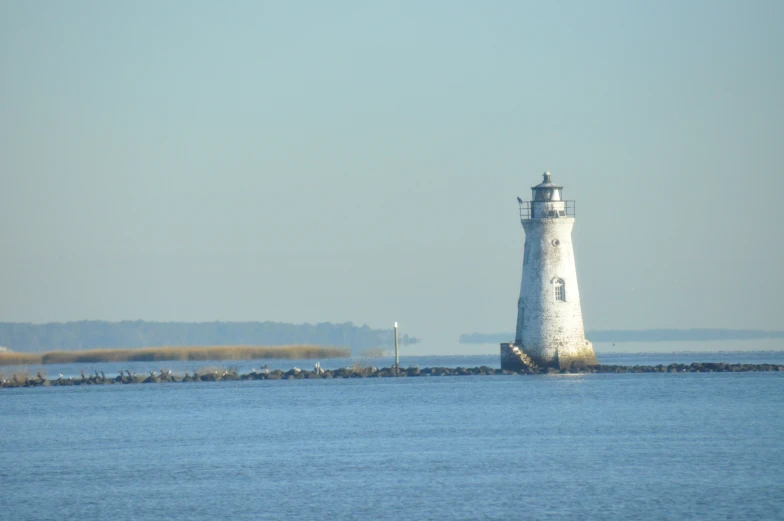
(518, 200, 576, 220)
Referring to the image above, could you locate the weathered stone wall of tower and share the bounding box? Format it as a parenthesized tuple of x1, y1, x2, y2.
(514, 217, 597, 368)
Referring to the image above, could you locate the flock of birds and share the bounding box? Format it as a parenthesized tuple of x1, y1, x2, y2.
(2, 361, 358, 386)
(42, 361, 330, 381)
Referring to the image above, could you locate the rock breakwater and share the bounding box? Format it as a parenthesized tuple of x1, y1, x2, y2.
(2, 362, 783, 389)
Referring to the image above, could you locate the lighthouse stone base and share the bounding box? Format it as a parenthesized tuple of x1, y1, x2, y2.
(500, 342, 598, 371)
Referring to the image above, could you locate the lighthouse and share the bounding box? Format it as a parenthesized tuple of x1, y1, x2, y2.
(500, 172, 598, 370)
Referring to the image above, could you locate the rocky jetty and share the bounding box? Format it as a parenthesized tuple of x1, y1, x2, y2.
(1, 362, 783, 389)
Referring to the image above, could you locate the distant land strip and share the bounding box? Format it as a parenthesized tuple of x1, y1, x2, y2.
(0, 345, 350, 366)
(460, 329, 784, 344)
(0, 320, 419, 353)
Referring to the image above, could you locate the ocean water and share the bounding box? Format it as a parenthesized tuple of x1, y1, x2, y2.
(1, 353, 783, 521)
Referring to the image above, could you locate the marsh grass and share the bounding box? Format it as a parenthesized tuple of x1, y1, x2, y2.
(0, 352, 39, 365)
(0, 345, 349, 366)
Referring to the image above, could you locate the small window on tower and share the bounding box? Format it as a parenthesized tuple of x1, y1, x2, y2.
(554, 279, 566, 302)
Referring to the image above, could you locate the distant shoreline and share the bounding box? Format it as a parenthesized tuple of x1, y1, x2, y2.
(0, 345, 350, 367)
(0, 320, 419, 354)
(460, 329, 784, 344)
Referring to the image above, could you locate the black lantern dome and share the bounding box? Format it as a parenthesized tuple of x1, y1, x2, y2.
(531, 172, 563, 202)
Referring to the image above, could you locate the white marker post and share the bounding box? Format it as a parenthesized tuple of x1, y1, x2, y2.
(394, 322, 399, 375)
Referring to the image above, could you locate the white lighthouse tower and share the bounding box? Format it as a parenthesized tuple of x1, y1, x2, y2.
(500, 172, 598, 370)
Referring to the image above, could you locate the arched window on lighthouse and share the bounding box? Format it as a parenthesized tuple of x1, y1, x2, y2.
(554, 279, 566, 302)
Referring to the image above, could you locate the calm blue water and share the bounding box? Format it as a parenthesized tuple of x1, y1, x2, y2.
(2, 353, 783, 521)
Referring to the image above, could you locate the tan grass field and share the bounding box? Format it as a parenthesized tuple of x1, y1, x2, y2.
(0, 345, 350, 366)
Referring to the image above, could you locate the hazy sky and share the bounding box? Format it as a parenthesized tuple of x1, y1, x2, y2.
(1, 1, 782, 352)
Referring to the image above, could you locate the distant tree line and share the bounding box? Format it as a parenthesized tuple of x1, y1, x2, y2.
(459, 329, 784, 344)
(0, 321, 420, 353)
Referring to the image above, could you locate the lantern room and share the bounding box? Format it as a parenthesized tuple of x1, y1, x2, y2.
(532, 172, 562, 201)
(518, 172, 575, 221)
